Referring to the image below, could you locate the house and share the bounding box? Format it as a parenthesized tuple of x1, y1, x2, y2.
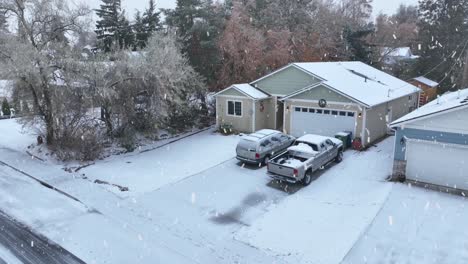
(381, 47, 420, 65)
(409, 76, 438, 106)
(215, 61, 421, 148)
(391, 89, 468, 190)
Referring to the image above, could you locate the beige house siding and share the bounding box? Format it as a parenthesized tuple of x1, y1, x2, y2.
(254, 98, 276, 131)
(288, 85, 354, 103)
(363, 92, 419, 145)
(283, 99, 363, 137)
(216, 95, 254, 133)
(253, 66, 321, 96)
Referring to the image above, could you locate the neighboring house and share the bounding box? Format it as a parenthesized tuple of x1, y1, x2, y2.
(215, 61, 421, 148)
(391, 89, 468, 190)
(381, 47, 420, 65)
(409, 76, 439, 106)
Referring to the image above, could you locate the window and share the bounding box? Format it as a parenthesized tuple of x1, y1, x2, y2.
(260, 139, 271, 147)
(340, 111, 346, 116)
(316, 109, 323, 114)
(309, 108, 315, 113)
(271, 137, 280, 142)
(409, 95, 412, 100)
(324, 110, 330, 115)
(295, 107, 301, 112)
(332, 111, 338, 116)
(302, 108, 308, 112)
(326, 139, 334, 146)
(227, 101, 242, 116)
(347, 112, 355, 117)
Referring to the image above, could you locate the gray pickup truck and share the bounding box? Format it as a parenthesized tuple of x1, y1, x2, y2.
(267, 134, 344, 186)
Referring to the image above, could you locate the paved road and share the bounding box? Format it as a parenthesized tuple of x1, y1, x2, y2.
(0, 210, 85, 264)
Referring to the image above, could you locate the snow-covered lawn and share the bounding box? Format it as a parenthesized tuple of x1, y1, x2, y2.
(80, 129, 240, 194)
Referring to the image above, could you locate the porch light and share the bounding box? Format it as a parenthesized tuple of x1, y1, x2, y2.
(358, 113, 362, 118)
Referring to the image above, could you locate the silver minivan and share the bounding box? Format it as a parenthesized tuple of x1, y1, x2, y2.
(236, 129, 295, 165)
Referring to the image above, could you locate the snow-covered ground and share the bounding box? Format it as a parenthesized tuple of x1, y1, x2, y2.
(343, 183, 468, 264)
(1, 118, 468, 264)
(0, 245, 21, 264)
(80, 129, 240, 195)
(235, 139, 394, 264)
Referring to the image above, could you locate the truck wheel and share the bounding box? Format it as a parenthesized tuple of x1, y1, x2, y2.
(335, 150, 343, 163)
(262, 155, 271, 166)
(302, 170, 312, 186)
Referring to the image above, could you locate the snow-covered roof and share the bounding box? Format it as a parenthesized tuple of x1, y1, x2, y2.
(391, 88, 468, 126)
(216, 83, 270, 100)
(290, 62, 420, 107)
(412, 76, 439, 88)
(242, 129, 280, 142)
(382, 47, 413, 57)
(0, 80, 14, 100)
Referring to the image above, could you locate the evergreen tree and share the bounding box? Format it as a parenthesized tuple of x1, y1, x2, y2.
(143, 0, 161, 35)
(1, 99, 11, 116)
(95, 0, 122, 52)
(165, 0, 224, 88)
(133, 11, 146, 50)
(416, 0, 468, 91)
(117, 11, 134, 50)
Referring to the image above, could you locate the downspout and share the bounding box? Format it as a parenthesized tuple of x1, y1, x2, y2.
(252, 99, 256, 132)
(361, 107, 368, 148)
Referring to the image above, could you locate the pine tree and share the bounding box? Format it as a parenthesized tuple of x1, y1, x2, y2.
(117, 11, 134, 50)
(416, 0, 468, 91)
(1, 99, 11, 116)
(143, 0, 161, 36)
(95, 0, 122, 52)
(133, 11, 146, 50)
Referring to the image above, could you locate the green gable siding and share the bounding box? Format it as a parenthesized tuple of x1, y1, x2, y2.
(289, 85, 353, 103)
(253, 66, 320, 96)
(217, 87, 248, 97)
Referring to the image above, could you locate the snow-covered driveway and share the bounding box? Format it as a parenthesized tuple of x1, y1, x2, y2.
(235, 138, 395, 264)
(342, 184, 468, 264)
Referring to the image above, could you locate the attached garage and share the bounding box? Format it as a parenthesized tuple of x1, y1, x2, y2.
(290, 106, 357, 137)
(391, 88, 468, 191)
(406, 140, 468, 189)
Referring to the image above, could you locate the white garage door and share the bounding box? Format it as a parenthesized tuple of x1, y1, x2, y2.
(406, 139, 468, 190)
(291, 106, 356, 138)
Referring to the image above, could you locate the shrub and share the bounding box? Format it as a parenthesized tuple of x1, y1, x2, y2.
(219, 123, 234, 135)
